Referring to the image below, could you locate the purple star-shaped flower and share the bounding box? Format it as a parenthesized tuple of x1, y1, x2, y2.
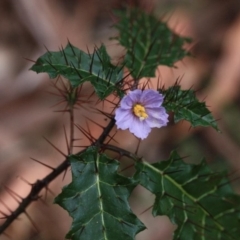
(115, 89, 169, 140)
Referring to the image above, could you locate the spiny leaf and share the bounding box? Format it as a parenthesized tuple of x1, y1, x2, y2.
(134, 151, 240, 240)
(114, 8, 191, 79)
(54, 147, 145, 240)
(161, 85, 219, 130)
(30, 44, 124, 99)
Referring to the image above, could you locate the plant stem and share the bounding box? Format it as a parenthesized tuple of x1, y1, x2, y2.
(0, 117, 116, 234)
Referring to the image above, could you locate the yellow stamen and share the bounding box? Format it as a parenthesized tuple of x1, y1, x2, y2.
(133, 104, 148, 121)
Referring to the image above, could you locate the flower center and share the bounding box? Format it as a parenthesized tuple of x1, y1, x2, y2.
(133, 104, 148, 121)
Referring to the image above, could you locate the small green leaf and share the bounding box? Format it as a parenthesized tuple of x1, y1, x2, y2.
(114, 8, 191, 79)
(55, 147, 145, 240)
(30, 44, 124, 99)
(134, 151, 240, 240)
(161, 85, 218, 130)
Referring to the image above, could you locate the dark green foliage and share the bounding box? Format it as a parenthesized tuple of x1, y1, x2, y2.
(30, 44, 124, 99)
(114, 8, 191, 79)
(54, 147, 145, 240)
(134, 151, 240, 240)
(28, 6, 236, 240)
(161, 85, 219, 130)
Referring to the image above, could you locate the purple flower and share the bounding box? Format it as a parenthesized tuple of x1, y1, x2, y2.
(115, 89, 169, 140)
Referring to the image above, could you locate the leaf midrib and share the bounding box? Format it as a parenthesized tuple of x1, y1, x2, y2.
(169, 101, 214, 125)
(38, 62, 116, 87)
(96, 154, 108, 240)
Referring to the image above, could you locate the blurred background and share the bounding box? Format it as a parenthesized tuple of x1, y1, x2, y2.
(1, 0, 240, 239)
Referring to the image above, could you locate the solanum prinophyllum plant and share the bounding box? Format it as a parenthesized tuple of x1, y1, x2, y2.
(1, 7, 240, 240)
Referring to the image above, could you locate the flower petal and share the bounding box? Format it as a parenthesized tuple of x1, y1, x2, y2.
(145, 107, 169, 128)
(129, 117, 151, 140)
(115, 108, 130, 122)
(146, 107, 167, 119)
(128, 89, 142, 103)
(115, 108, 134, 130)
(145, 115, 168, 128)
(140, 89, 164, 107)
(115, 89, 168, 140)
(120, 95, 133, 109)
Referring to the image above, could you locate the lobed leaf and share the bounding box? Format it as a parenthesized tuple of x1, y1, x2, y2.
(161, 85, 219, 130)
(30, 44, 124, 99)
(55, 147, 145, 240)
(134, 151, 240, 240)
(114, 8, 191, 79)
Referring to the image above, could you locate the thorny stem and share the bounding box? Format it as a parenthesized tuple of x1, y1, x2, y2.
(101, 143, 137, 160)
(69, 105, 74, 154)
(95, 118, 116, 146)
(131, 79, 139, 90)
(0, 118, 116, 234)
(0, 157, 71, 234)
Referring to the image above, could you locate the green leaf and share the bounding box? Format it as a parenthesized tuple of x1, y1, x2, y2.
(134, 151, 240, 240)
(54, 147, 145, 240)
(114, 8, 191, 79)
(30, 44, 124, 99)
(161, 85, 218, 130)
